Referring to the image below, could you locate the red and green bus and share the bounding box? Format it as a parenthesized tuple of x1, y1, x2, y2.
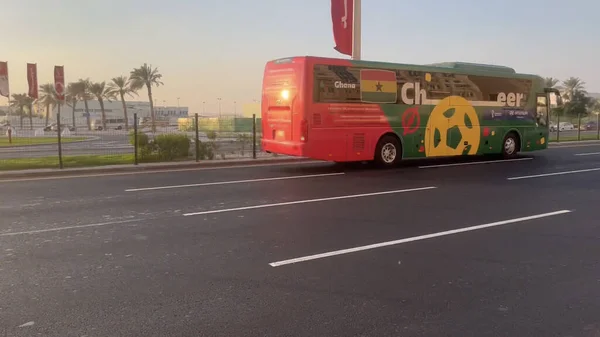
(260, 56, 563, 166)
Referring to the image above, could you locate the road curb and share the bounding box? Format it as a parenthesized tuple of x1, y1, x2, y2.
(0, 156, 317, 180)
(549, 139, 600, 146)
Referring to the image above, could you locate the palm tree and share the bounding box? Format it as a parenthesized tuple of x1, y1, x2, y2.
(88, 81, 114, 130)
(77, 78, 93, 130)
(66, 82, 86, 129)
(130, 63, 163, 132)
(9, 93, 27, 129)
(593, 99, 600, 114)
(544, 77, 560, 89)
(38, 83, 57, 125)
(24, 96, 34, 129)
(107, 75, 137, 130)
(562, 77, 586, 102)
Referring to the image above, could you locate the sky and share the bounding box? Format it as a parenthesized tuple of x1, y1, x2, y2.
(3, 0, 599, 115)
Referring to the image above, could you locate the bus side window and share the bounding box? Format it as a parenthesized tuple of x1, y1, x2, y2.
(536, 94, 548, 126)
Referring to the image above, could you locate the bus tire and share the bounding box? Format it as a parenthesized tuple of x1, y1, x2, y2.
(374, 135, 401, 167)
(502, 132, 520, 158)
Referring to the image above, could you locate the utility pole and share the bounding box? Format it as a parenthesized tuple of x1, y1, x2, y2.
(351, 0, 362, 60)
(217, 98, 222, 118)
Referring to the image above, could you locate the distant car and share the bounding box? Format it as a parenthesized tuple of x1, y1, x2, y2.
(559, 122, 575, 131)
(580, 121, 598, 131)
(0, 122, 11, 133)
(549, 122, 557, 131)
(43, 123, 75, 132)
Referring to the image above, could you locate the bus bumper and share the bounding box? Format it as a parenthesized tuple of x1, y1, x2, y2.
(262, 139, 306, 157)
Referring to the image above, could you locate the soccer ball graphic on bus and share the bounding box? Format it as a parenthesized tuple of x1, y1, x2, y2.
(424, 96, 481, 157)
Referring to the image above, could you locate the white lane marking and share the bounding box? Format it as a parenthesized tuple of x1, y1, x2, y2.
(507, 167, 600, 180)
(419, 157, 532, 169)
(0, 160, 323, 183)
(125, 172, 344, 192)
(269, 210, 572, 267)
(574, 152, 600, 156)
(0, 219, 143, 238)
(183, 186, 437, 217)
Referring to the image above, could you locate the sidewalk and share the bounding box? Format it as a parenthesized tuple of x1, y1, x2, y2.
(0, 156, 315, 180)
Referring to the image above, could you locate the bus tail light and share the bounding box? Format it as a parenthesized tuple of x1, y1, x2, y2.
(300, 119, 308, 142)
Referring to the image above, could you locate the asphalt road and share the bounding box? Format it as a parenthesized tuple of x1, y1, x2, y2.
(1, 143, 600, 336)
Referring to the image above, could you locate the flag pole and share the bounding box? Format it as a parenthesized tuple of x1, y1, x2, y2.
(6, 89, 10, 124)
(4, 61, 10, 123)
(351, 0, 361, 60)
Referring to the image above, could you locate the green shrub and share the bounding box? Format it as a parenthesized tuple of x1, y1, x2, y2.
(205, 142, 215, 160)
(154, 134, 190, 161)
(196, 140, 215, 160)
(206, 130, 217, 141)
(139, 142, 157, 161)
(236, 133, 251, 155)
(129, 131, 148, 146)
(129, 131, 156, 161)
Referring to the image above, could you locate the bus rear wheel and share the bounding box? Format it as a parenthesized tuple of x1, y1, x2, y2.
(502, 132, 520, 158)
(374, 135, 401, 167)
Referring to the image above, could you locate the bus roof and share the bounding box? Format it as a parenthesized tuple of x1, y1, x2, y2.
(270, 56, 543, 81)
(424, 61, 516, 74)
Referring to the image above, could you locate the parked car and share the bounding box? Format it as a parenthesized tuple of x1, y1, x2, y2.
(580, 121, 598, 131)
(558, 122, 575, 131)
(43, 123, 76, 132)
(549, 122, 557, 131)
(0, 122, 13, 133)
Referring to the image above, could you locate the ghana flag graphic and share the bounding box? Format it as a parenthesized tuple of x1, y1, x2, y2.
(360, 69, 397, 103)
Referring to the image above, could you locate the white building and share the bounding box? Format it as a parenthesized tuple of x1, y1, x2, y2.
(50, 100, 189, 126)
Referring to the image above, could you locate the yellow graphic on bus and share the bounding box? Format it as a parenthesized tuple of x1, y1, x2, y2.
(425, 96, 481, 157)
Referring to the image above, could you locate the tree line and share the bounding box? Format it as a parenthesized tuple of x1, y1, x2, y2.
(544, 76, 600, 120)
(8, 63, 163, 132)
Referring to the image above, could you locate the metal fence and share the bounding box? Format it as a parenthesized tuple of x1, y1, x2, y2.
(0, 113, 269, 171)
(550, 113, 600, 142)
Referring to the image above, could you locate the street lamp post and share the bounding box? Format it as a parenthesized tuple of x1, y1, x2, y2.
(217, 98, 222, 118)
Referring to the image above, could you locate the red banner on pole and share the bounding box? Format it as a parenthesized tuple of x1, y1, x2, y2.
(331, 0, 353, 56)
(27, 63, 38, 99)
(0, 61, 9, 98)
(54, 65, 65, 101)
